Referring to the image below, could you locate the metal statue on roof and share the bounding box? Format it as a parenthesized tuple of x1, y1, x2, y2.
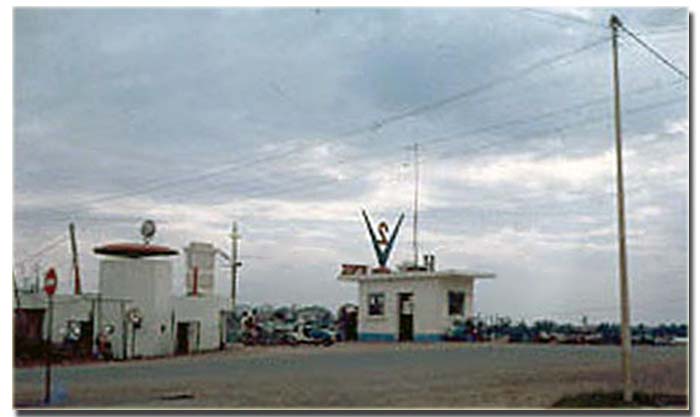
(361, 210, 404, 269)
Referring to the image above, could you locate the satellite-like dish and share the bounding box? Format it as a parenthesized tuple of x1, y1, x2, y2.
(127, 308, 143, 325)
(141, 220, 156, 244)
(67, 320, 82, 340)
(103, 324, 115, 335)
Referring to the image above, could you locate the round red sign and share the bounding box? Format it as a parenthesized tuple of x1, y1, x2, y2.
(44, 268, 57, 296)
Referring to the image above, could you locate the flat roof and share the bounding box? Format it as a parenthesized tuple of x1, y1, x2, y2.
(337, 268, 496, 283)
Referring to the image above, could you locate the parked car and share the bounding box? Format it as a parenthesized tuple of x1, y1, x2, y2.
(445, 321, 476, 342)
(287, 322, 335, 346)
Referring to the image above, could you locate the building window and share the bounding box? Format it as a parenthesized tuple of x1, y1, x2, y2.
(448, 291, 465, 316)
(368, 293, 385, 316)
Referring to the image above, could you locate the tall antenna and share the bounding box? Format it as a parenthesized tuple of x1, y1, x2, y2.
(412, 142, 420, 267)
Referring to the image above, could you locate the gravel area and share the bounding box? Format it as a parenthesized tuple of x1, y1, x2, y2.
(14, 342, 688, 409)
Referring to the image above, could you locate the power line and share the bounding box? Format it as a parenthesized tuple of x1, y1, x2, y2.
(200, 93, 686, 212)
(14, 234, 68, 266)
(30, 36, 610, 221)
(518, 8, 687, 80)
(342, 36, 609, 134)
(25, 83, 685, 226)
(147, 74, 686, 207)
(428, 95, 686, 163)
(619, 23, 689, 81)
(145, 77, 682, 208)
(17, 34, 685, 229)
(20, 89, 684, 235)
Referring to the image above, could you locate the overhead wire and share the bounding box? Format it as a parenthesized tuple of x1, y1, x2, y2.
(30, 36, 611, 221)
(518, 8, 688, 80)
(618, 23, 689, 81)
(14, 19, 688, 309)
(20, 89, 685, 234)
(120, 73, 682, 208)
(14, 234, 68, 266)
(133, 60, 685, 208)
(208, 92, 686, 213)
(16, 29, 688, 260)
(26, 78, 685, 226)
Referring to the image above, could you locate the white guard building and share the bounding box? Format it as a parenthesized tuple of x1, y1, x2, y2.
(339, 260, 495, 342)
(15, 238, 230, 360)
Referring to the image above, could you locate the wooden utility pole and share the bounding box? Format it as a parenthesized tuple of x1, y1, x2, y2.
(13, 271, 21, 308)
(44, 294, 53, 404)
(69, 222, 81, 295)
(610, 14, 633, 403)
(230, 222, 241, 311)
(412, 143, 420, 267)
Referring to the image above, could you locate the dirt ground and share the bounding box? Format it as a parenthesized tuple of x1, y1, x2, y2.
(14, 342, 688, 409)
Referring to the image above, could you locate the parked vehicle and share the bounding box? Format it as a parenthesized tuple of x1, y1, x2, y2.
(445, 321, 476, 342)
(445, 318, 487, 342)
(287, 322, 335, 346)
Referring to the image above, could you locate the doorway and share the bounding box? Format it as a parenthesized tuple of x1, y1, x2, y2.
(176, 322, 191, 354)
(398, 293, 414, 341)
(176, 322, 200, 354)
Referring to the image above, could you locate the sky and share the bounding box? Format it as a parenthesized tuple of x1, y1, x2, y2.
(12, 7, 689, 324)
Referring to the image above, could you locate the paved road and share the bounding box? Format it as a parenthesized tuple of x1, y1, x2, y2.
(14, 343, 687, 408)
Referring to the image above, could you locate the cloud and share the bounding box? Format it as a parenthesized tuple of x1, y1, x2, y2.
(13, 8, 688, 323)
(432, 150, 615, 191)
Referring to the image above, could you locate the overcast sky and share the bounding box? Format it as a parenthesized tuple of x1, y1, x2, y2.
(13, 7, 688, 324)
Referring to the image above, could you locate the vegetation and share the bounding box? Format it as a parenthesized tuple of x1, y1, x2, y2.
(448, 316, 688, 345)
(552, 391, 687, 408)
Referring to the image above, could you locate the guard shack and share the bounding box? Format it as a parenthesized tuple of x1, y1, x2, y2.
(338, 263, 494, 342)
(337, 209, 495, 342)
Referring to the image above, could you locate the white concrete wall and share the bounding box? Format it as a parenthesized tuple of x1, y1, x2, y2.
(172, 295, 228, 352)
(439, 277, 475, 322)
(357, 277, 475, 341)
(17, 254, 232, 359)
(95, 297, 130, 360)
(184, 242, 216, 295)
(99, 258, 175, 358)
(357, 278, 441, 340)
(15, 292, 130, 358)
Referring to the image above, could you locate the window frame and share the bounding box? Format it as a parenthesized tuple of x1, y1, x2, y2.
(367, 292, 386, 317)
(448, 290, 466, 316)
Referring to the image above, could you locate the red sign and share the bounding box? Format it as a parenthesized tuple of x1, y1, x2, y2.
(341, 264, 368, 276)
(371, 266, 391, 274)
(44, 268, 57, 296)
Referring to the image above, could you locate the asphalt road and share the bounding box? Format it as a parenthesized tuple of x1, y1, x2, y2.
(14, 342, 687, 409)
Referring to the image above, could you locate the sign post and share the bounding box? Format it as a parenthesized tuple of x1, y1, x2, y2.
(43, 268, 57, 405)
